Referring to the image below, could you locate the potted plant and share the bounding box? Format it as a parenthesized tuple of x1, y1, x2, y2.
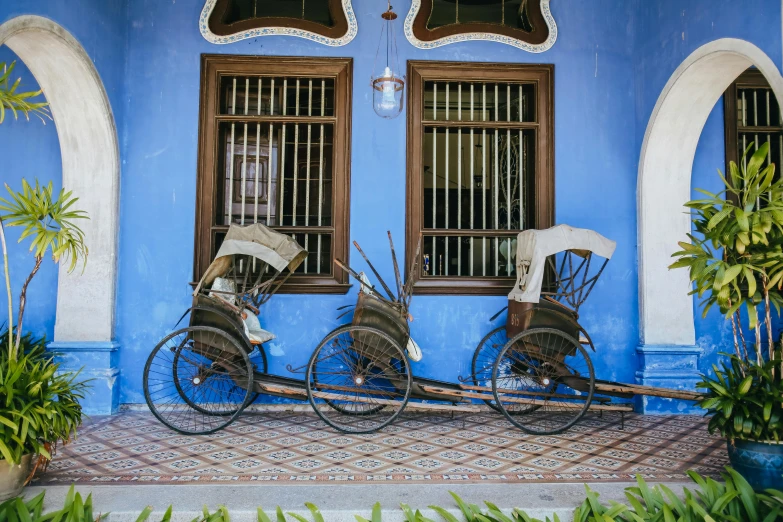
(670, 143, 783, 490)
(0, 61, 89, 499)
(0, 328, 87, 500)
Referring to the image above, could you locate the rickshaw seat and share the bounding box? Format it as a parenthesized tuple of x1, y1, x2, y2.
(507, 298, 580, 341)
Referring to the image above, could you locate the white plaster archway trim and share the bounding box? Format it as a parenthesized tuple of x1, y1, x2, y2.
(0, 15, 120, 342)
(638, 38, 783, 347)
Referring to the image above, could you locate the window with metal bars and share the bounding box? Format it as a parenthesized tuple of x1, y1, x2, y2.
(195, 55, 352, 293)
(724, 69, 783, 174)
(406, 61, 554, 295)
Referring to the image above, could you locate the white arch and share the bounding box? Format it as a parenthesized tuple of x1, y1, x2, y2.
(638, 38, 783, 347)
(0, 16, 119, 342)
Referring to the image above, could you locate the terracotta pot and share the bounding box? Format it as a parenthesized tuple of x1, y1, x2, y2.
(727, 439, 783, 490)
(0, 454, 33, 501)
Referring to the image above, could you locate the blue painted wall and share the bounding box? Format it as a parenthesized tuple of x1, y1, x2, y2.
(0, 0, 781, 407)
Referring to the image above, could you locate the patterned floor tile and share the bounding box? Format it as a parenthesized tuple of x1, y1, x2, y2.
(33, 411, 727, 485)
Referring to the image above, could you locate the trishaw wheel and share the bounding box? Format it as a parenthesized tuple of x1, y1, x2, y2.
(144, 326, 254, 435)
(492, 328, 594, 435)
(172, 341, 267, 416)
(306, 326, 411, 434)
(472, 326, 535, 414)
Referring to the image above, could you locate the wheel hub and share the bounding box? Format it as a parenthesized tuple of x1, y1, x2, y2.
(354, 376, 364, 385)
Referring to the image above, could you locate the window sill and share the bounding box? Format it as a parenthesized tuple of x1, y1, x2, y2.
(412, 278, 514, 296)
(189, 279, 352, 295)
(279, 280, 353, 295)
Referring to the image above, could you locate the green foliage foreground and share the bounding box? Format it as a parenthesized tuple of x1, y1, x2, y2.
(2, 468, 782, 522)
(0, 329, 87, 466)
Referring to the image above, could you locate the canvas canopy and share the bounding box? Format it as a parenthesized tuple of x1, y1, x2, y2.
(199, 224, 307, 288)
(508, 225, 616, 303)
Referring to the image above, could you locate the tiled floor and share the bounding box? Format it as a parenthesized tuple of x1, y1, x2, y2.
(37, 411, 728, 485)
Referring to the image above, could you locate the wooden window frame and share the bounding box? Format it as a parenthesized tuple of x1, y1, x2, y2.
(723, 69, 780, 169)
(405, 60, 554, 296)
(195, 54, 353, 294)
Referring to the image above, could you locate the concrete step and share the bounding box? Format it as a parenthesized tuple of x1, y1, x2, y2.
(24, 482, 691, 522)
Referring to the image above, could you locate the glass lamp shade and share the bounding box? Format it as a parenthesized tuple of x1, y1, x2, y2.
(372, 67, 404, 119)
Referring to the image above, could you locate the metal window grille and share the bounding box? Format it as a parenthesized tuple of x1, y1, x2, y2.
(420, 80, 536, 279)
(216, 75, 337, 276)
(735, 84, 783, 172)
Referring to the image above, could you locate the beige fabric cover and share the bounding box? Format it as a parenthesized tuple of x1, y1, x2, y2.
(508, 225, 616, 303)
(215, 223, 307, 272)
(199, 224, 307, 289)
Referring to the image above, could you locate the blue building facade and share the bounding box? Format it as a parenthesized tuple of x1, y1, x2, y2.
(0, 0, 781, 415)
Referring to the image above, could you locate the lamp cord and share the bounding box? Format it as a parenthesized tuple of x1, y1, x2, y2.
(386, 1, 392, 68)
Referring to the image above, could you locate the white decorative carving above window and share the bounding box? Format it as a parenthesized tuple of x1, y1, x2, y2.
(199, 0, 357, 46)
(404, 0, 557, 53)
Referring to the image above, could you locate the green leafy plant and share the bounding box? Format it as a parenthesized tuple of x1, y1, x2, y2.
(573, 467, 783, 521)
(0, 486, 105, 522)
(670, 143, 783, 364)
(698, 352, 783, 442)
(0, 61, 49, 124)
(670, 143, 783, 447)
(0, 327, 87, 471)
(0, 179, 88, 358)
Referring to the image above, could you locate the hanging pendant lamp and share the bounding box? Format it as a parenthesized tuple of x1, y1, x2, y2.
(371, 1, 404, 119)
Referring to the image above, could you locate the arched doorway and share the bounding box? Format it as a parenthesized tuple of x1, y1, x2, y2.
(0, 16, 120, 413)
(636, 38, 783, 411)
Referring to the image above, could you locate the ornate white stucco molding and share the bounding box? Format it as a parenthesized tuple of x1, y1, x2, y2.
(404, 0, 557, 52)
(199, 0, 358, 46)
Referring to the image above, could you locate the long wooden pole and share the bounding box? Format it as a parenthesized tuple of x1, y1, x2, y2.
(387, 231, 404, 302)
(352, 241, 396, 301)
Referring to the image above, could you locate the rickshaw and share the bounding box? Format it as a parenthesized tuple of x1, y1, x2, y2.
(470, 224, 616, 434)
(469, 224, 701, 435)
(300, 233, 477, 434)
(143, 223, 307, 435)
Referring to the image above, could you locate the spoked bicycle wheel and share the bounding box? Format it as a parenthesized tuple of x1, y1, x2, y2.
(473, 326, 536, 414)
(172, 327, 267, 416)
(144, 326, 254, 435)
(306, 326, 411, 434)
(492, 328, 594, 435)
